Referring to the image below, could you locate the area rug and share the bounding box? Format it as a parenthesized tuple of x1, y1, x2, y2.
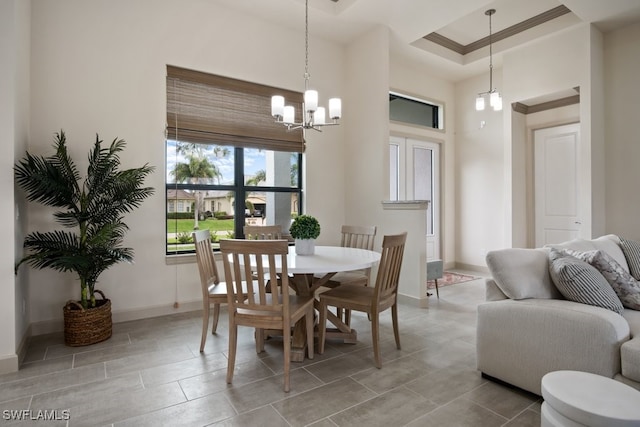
(427, 271, 478, 289)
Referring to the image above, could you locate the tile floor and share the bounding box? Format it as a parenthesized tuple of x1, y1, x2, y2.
(0, 273, 542, 426)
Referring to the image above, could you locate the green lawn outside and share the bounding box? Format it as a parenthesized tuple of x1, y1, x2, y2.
(167, 218, 234, 234)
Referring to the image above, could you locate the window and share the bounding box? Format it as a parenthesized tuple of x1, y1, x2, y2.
(166, 66, 304, 254)
(389, 92, 443, 130)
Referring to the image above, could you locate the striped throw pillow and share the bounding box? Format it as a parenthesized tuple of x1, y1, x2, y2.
(548, 249, 624, 314)
(566, 249, 640, 311)
(620, 237, 640, 281)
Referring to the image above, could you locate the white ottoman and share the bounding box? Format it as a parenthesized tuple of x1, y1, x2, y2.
(541, 370, 640, 427)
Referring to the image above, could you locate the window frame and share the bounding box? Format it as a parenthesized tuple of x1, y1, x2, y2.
(165, 144, 303, 255)
(389, 91, 443, 130)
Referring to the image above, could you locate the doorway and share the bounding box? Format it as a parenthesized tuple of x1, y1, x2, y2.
(390, 136, 440, 260)
(534, 123, 581, 247)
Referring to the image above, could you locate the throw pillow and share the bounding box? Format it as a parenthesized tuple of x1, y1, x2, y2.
(620, 237, 640, 281)
(548, 249, 624, 314)
(486, 248, 561, 300)
(565, 249, 640, 311)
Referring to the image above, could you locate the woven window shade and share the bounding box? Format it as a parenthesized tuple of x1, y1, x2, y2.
(167, 65, 304, 153)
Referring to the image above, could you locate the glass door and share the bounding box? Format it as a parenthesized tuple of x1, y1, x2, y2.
(390, 136, 440, 260)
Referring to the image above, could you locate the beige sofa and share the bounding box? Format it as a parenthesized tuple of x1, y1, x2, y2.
(477, 235, 640, 395)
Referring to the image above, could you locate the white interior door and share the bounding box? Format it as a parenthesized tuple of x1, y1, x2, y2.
(390, 136, 440, 260)
(534, 123, 581, 247)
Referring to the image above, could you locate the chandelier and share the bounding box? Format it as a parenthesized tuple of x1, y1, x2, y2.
(475, 9, 502, 111)
(270, 0, 342, 131)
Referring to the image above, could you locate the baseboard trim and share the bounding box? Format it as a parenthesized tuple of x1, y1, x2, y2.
(454, 262, 489, 274)
(398, 293, 429, 308)
(0, 353, 19, 375)
(16, 323, 32, 366)
(30, 299, 203, 336)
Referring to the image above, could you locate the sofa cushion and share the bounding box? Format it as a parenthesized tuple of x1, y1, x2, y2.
(547, 235, 629, 273)
(567, 249, 640, 311)
(620, 237, 640, 281)
(486, 248, 561, 300)
(548, 249, 624, 314)
(621, 308, 640, 383)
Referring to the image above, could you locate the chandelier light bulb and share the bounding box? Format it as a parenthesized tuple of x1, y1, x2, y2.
(304, 90, 318, 112)
(329, 98, 342, 119)
(271, 95, 285, 118)
(493, 94, 503, 111)
(314, 107, 326, 125)
(490, 91, 500, 108)
(283, 106, 295, 124)
(476, 96, 485, 111)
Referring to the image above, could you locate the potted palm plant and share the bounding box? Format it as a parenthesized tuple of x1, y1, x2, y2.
(289, 214, 320, 255)
(15, 131, 154, 346)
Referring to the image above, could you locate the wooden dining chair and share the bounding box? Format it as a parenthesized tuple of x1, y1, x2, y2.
(324, 225, 377, 324)
(220, 239, 314, 392)
(243, 224, 283, 240)
(193, 229, 248, 353)
(330, 225, 377, 287)
(318, 232, 407, 368)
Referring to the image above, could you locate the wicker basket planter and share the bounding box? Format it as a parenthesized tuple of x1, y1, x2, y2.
(63, 290, 112, 346)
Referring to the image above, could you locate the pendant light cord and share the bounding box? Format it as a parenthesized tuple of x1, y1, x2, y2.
(487, 9, 494, 92)
(304, 0, 310, 91)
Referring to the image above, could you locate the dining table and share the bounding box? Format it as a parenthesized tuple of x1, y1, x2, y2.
(237, 245, 381, 362)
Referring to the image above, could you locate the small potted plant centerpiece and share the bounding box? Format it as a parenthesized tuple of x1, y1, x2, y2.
(289, 214, 320, 255)
(14, 131, 154, 346)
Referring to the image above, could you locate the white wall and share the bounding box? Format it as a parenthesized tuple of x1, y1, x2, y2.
(25, 0, 347, 328)
(0, 0, 18, 372)
(454, 71, 505, 268)
(454, 24, 605, 267)
(604, 21, 640, 239)
(341, 27, 431, 306)
(0, 0, 30, 374)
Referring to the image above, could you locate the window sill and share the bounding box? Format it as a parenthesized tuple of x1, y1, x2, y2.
(165, 253, 197, 265)
(381, 200, 430, 210)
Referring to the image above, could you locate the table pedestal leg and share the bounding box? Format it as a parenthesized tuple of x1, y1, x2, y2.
(288, 273, 358, 362)
(289, 274, 313, 362)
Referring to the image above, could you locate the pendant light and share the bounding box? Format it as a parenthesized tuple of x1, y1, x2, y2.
(475, 9, 502, 111)
(271, 0, 342, 131)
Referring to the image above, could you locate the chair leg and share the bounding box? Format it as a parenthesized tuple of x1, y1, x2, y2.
(283, 321, 291, 393)
(435, 279, 439, 298)
(226, 322, 237, 385)
(211, 303, 220, 334)
(318, 300, 327, 354)
(200, 302, 210, 352)
(371, 311, 382, 369)
(306, 307, 314, 360)
(344, 309, 351, 326)
(391, 303, 401, 350)
(255, 328, 265, 353)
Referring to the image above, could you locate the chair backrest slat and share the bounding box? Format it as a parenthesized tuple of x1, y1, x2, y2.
(221, 239, 290, 315)
(244, 225, 283, 240)
(193, 230, 220, 299)
(340, 225, 377, 251)
(373, 233, 407, 302)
